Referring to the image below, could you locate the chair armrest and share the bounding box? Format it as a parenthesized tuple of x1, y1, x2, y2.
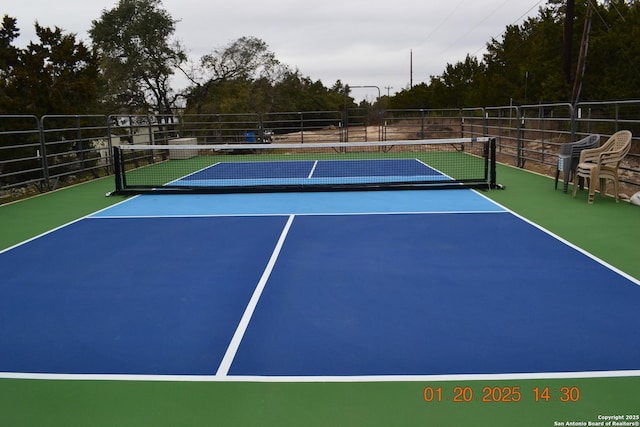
(599, 148, 626, 165)
(578, 146, 605, 163)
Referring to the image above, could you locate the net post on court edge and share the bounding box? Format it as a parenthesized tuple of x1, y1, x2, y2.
(112, 146, 124, 194)
(113, 147, 123, 194)
(488, 137, 503, 190)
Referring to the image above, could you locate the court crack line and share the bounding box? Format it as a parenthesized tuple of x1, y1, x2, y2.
(216, 214, 296, 377)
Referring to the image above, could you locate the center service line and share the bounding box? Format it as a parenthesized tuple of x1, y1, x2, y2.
(216, 214, 296, 377)
(307, 160, 319, 179)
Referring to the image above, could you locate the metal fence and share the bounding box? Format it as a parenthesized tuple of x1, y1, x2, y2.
(1, 100, 639, 202)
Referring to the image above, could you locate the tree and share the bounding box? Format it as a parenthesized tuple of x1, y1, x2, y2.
(389, 83, 431, 109)
(0, 16, 101, 185)
(89, 0, 186, 115)
(183, 36, 351, 132)
(200, 36, 280, 83)
(0, 16, 19, 73)
(186, 36, 284, 114)
(579, 0, 640, 100)
(435, 55, 486, 107)
(0, 16, 100, 116)
(0, 16, 21, 111)
(397, 1, 575, 107)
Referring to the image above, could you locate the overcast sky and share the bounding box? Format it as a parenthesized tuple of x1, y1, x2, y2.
(4, 0, 546, 101)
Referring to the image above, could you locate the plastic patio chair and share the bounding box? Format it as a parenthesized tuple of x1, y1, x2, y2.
(572, 130, 633, 204)
(555, 134, 600, 193)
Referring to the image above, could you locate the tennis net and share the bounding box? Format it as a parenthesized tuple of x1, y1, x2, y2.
(112, 138, 497, 194)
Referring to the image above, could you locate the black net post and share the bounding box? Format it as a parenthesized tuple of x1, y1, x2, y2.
(113, 146, 124, 194)
(490, 137, 498, 189)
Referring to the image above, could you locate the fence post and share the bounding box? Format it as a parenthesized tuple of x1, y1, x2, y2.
(37, 116, 50, 191)
(76, 116, 86, 170)
(299, 112, 304, 144)
(516, 107, 524, 168)
(482, 108, 488, 136)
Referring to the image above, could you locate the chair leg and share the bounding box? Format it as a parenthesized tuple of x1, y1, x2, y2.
(588, 175, 596, 204)
(563, 168, 572, 193)
(612, 175, 620, 202)
(600, 177, 607, 199)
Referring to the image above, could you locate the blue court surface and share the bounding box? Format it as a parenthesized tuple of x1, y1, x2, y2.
(168, 158, 450, 188)
(1, 188, 639, 379)
(175, 159, 448, 187)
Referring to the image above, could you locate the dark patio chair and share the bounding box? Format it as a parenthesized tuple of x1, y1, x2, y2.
(555, 134, 600, 193)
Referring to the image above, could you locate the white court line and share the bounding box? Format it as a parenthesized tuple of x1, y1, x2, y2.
(91, 210, 508, 220)
(471, 188, 640, 287)
(2, 370, 640, 382)
(307, 160, 318, 179)
(167, 162, 222, 185)
(215, 214, 296, 377)
(0, 195, 139, 255)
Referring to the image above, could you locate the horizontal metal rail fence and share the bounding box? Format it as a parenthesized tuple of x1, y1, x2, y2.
(572, 101, 640, 189)
(40, 115, 113, 188)
(0, 115, 44, 193)
(1, 101, 639, 202)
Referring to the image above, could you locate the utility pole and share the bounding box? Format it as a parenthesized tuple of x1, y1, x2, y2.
(410, 49, 413, 89)
(572, 1, 593, 105)
(563, 0, 575, 86)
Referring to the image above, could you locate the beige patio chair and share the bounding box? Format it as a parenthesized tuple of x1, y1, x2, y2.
(572, 130, 632, 204)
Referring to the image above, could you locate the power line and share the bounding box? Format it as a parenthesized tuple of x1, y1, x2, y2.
(586, 0, 640, 77)
(471, 0, 545, 57)
(415, 0, 466, 48)
(439, 0, 511, 55)
(607, 0, 626, 21)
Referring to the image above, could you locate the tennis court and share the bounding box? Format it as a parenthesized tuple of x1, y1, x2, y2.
(1, 139, 639, 425)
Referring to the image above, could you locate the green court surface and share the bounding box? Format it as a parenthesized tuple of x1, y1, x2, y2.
(2, 377, 639, 427)
(1, 164, 639, 426)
